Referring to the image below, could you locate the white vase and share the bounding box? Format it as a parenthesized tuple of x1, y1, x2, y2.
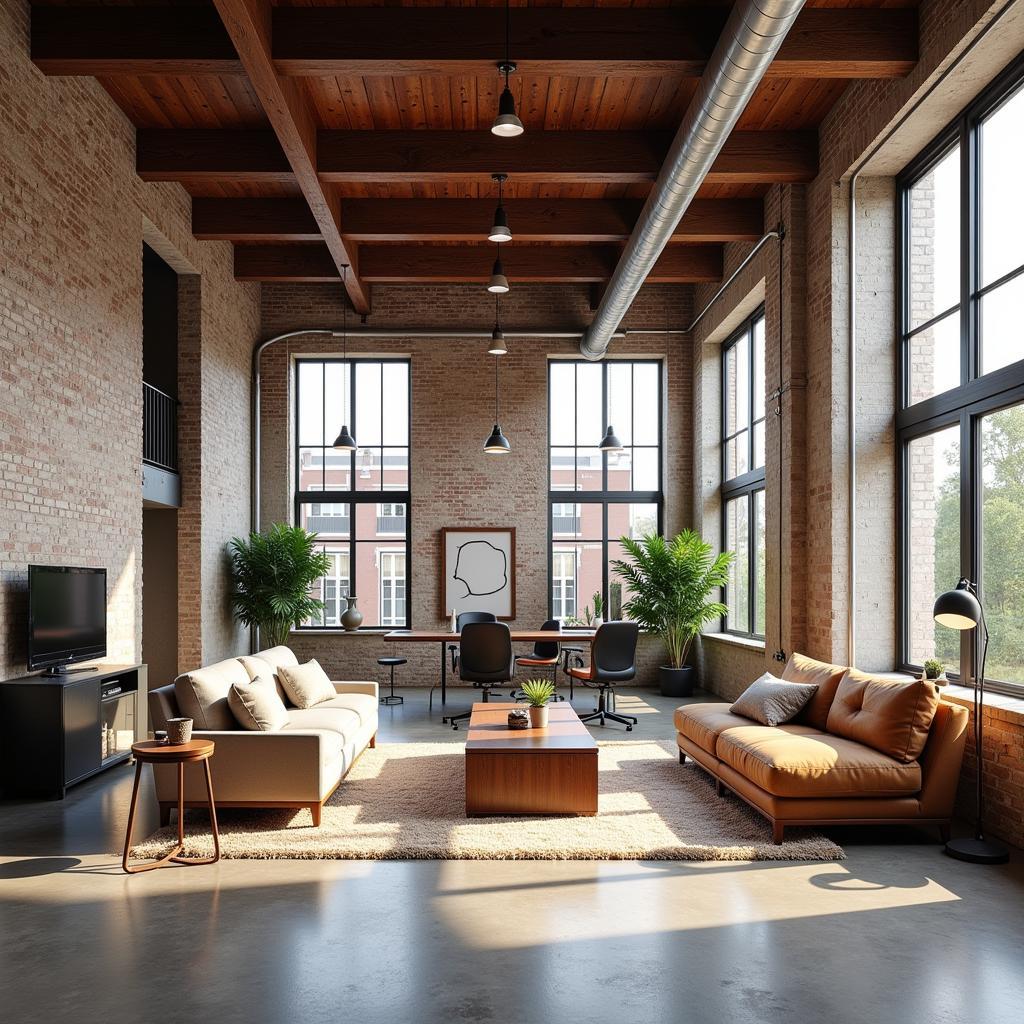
(593, 616, 604, 627)
(528, 705, 549, 729)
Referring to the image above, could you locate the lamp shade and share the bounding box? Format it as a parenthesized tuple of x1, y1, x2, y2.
(599, 425, 623, 452)
(484, 423, 511, 453)
(488, 205, 512, 244)
(491, 88, 524, 138)
(332, 424, 357, 452)
(933, 581, 982, 630)
(487, 257, 510, 294)
(488, 325, 507, 356)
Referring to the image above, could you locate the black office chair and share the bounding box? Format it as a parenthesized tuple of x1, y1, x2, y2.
(510, 619, 565, 700)
(430, 611, 498, 712)
(567, 621, 639, 730)
(443, 622, 515, 730)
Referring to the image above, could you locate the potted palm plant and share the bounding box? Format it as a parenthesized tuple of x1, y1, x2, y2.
(521, 679, 556, 728)
(229, 523, 332, 646)
(611, 530, 733, 698)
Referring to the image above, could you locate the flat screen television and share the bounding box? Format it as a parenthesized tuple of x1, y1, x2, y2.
(28, 565, 107, 675)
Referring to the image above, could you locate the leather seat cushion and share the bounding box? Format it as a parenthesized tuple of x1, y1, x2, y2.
(716, 725, 923, 798)
(780, 653, 849, 731)
(285, 706, 361, 741)
(674, 704, 761, 755)
(826, 670, 940, 763)
(317, 693, 379, 730)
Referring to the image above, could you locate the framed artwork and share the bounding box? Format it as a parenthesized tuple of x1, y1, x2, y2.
(440, 527, 516, 620)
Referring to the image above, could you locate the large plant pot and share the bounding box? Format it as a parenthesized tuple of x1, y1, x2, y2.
(659, 665, 695, 698)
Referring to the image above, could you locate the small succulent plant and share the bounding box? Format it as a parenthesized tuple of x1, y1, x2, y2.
(521, 679, 556, 708)
(923, 658, 944, 680)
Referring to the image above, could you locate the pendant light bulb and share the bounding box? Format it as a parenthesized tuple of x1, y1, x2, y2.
(599, 425, 623, 453)
(332, 265, 357, 452)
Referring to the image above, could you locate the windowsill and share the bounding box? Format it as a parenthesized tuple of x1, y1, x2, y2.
(701, 632, 766, 653)
(940, 682, 1024, 722)
(290, 629, 398, 637)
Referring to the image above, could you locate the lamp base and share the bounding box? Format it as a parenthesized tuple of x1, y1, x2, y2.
(944, 836, 1009, 864)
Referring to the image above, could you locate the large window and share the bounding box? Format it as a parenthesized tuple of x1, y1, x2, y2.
(548, 361, 662, 623)
(899, 59, 1024, 694)
(721, 310, 766, 637)
(295, 359, 411, 629)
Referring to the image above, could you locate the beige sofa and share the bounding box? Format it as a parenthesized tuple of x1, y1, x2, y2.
(149, 646, 378, 826)
(676, 653, 969, 844)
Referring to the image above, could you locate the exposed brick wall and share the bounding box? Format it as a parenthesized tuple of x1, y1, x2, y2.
(0, 0, 258, 682)
(259, 282, 694, 687)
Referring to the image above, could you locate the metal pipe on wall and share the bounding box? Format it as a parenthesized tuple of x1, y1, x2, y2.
(578, 0, 806, 361)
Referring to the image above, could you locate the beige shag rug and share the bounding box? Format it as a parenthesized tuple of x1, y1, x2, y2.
(131, 741, 843, 862)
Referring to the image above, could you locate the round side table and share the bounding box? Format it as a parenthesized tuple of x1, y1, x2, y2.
(122, 739, 221, 874)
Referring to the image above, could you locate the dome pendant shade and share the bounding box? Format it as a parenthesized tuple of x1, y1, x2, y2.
(599, 425, 623, 452)
(491, 87, 524, 138)
(487, 257, 510, 294)
(488, 205, 512, 243)
(933, 580, 983, 630)
(484, 423, 511, 453)
(488, 325, 507, 356)
(332, 424, 357, 452)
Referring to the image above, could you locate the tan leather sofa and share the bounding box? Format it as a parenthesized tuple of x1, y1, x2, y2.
(149, 646, 378, 826)
(676, 653, 969, 843)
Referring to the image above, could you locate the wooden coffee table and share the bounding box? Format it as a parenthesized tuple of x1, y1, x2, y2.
(464, 702, 598, 817)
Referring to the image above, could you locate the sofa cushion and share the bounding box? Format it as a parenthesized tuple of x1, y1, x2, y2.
(174, 658, 250, 730)
(317, 693, 379, 730)
(716, 726, 923, 798)
(826, 670, 939, 763)
(781, 653, 848, 730)
(228, 675, 289, 732)
(239, 647, 299, 703)
(285, 706, 362, 740)
(731, 673, 819, 727)
(278, 660, 336, 709)
(674, 703, 751, 755)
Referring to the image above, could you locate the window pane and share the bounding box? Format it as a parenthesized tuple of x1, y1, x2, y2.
(632, 447, 659, 491)
(355, 363, 382, 445)
(606, 448, 631, 492)
(552, 542, 601, 625)
(725, 496, 750, 631)
(300, 501, 350, 539)
(907, 310, 961, 404)
(382, 362, 409, 445)
(981, 405, 1024, 685)
(382, 447, 409, 490)
(298, 447, 325, 491)
(607, 363, 633, 445)
(550, 447, 575, 489)
(551, 548, 579, 623)
(354, 542, 407, 628)
(576, 363, 603, 449)
(575, 447, 602, 491)
(980, 84, 1024, 288)
(609, 512, 656, 623)
(633, 364, 659, 444)
(297, 362, 326, 445)
(552, 500, 595, 540)
(754, 489, 766, 636)
(907, 145, 960, 329)
(980, 272, 1024, 377)
(725, 432, 749, 479)
(752, 420, 765, 472)
(725, 336, 750, 436)
(752, 316, 766, 421)
(549, 363, 576, 446)
(355, 447, 383, 491)
(306, 544, 350, 627)
(907, 426, 961, 668)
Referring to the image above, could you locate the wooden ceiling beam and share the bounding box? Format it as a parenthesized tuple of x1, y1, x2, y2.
(233, 244, 723, 285)
(192, 198, 321, 241)
(32, 7, 917, 80)
(209, 0, 369, 312)
(317, 131, 818, 185)
(341, 198, 764, 243)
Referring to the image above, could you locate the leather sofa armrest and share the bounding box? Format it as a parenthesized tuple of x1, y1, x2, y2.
(333, 681, 379, 699)
(917, 702, 970, 817)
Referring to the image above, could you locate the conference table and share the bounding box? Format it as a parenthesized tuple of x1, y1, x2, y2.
(383, 629, 597, 706)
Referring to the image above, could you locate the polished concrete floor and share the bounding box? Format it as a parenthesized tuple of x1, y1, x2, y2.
(2, 686, 1023, 1024)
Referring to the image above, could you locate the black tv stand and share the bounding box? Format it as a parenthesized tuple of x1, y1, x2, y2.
(41, 664, 101, 677)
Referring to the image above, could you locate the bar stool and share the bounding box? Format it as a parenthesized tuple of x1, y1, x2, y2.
(377, 656, 406, 705)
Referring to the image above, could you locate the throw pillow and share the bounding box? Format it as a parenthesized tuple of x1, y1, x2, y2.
(826, 670, 939, 763)
(277, 659, 336, 709)
(730, 673, 819, 727)
(780, 652, 848, 730)
(228, 675, 289, 732)
(174, 658, 250, 731)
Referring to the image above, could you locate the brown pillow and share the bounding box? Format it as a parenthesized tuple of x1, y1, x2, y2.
(781, 652, 848, 730)
(730, 673, 819, 727)
(228, 675, 289, 732)
(277, 659, 336, 709)
(826, 670, 939, 763)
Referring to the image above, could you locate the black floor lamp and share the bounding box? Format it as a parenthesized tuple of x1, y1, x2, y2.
(933, 578, 1009, 864)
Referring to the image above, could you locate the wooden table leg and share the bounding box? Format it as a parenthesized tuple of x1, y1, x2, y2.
(122, 762, 185, 874)
(440, 640, 447, 706)
(174, 759, 220, 866)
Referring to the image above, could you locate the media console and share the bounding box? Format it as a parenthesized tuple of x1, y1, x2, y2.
(0, 663, 147, 799)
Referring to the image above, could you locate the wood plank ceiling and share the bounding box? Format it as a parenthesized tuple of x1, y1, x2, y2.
(30, 0, 920, 311)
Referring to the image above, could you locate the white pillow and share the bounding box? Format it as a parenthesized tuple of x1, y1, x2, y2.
(228, 675, 289, 732)
(277, 660, 336, 709)
(730, 672, 819, 727)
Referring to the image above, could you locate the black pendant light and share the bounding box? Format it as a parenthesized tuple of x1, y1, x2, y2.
(491, 0, 524, 138)
(332, 266, 357, 452)
(488, 172, 512, 243)
(483, 354, 511, 454)
(487, 244, 510, 294)
(599, 425, 623, 452)
(488, 294, 507, 355)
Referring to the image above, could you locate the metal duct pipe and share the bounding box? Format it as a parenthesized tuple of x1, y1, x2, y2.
(579, 0, 806, 360)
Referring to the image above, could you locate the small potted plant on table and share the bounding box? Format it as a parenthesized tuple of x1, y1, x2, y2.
(923, 658, 947, 687)
(521, 679, 556, 728)
(612, 530, 733, 698)
(592, 591, 604, 626)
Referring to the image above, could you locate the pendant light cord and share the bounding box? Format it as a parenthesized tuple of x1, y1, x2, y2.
(342, 265, 349, 424)
(494, 353, 500, 422)
(775, 227, 786, 663)
(504, 0, 511, 81)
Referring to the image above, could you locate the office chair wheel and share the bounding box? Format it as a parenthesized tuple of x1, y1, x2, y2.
(451, 721, 459, 731)
(626, 725, 633, 731)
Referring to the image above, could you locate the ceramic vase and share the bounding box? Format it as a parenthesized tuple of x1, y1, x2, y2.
(341, 596, 363, 631)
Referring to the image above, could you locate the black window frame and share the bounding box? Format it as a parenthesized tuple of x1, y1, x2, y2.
(721, 307, 767, 639)
(897, 55, 1024, 696)
(546, 359, 664, 623)
(293, 356, 412, 631)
